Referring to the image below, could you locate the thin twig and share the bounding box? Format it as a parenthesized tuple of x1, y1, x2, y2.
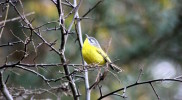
(81, 0, 104, 21)
(174, 75, 182, 79)
(98, 85, 103, 97)
(15, 65, 51, 87)
(0, 41, 23, 47)
(0, 3, 9, 38)
(150, 83, 160, 100)
(34, 20, 58, 30)
(122, 87, 127, 98)
(0, 12, 35, 25)
(113, 93, 127, 98)
(89, 66, 108, 90)
(51, 0, 74, 8)
(9, 1, 60, 55)
(67, 0, 82, 33)
(98, 78, 182, 100)
(0, 70, 13, 100)
(136, 68, 143, 83)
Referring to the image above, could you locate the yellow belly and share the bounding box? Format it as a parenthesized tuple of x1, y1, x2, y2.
(82, 45, 106, 65)
(82, 39, 111, 65)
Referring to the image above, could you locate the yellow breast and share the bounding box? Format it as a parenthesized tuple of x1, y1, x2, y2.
(82, 38, 111, 65)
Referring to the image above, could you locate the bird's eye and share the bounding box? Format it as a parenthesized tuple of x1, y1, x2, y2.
(89, 38, 95, 44)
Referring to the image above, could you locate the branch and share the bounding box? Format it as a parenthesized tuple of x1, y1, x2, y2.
(56, 0, 79, 99)
(0, 62, 94, 70)
(6, 85, 70, 98)
(150, 83, 160, 100)
(0, 12, 35, 25)
(0, 70, 13, 100)
(135, 68, 143, 83)
(81, 0, 103, 21)
(14, 65, 70, 84)
(73, 0, 91, 99)
(0, 41, 23, 47)
(98, 78, 182, 100)
(51, 0, 74, 8)
(0, 2, 9, 38)
(9, 1, 60, 55)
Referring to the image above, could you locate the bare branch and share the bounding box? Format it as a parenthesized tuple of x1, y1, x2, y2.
(56, 0, 79, 99)
(98, 78, 182, 100)
(113, 93, 127, 98)
(34, 20, 58, 30)
(51, 0, 74, 8)
(0, 41, 23, 47)
(0, 12, 35, 25)
(150, 83, 160, 100)
(0, 70, 13, 100)
(9, 1, 60, 55)
(73, 0, 91, 99)
(98, 85, 103, 97)
(0, 2, 9, 38)
(81, 0, 104, 21)
(136, 68, 143, 83)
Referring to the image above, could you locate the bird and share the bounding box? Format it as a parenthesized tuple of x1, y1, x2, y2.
(82, 34, 122, 72)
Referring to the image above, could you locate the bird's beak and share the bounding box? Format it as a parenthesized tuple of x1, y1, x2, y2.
(85, 34, 89, 38)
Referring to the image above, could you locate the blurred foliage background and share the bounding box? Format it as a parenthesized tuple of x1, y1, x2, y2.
(0, 0, 182, 100)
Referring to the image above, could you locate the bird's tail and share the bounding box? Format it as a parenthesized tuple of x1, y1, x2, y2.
(96, 49, 123, 72)
(109, 63, 123, 73)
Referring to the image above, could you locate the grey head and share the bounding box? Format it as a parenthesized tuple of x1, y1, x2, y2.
(86, 34, 101, 48)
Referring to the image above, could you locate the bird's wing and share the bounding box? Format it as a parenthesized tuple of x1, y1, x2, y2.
(96, 49, 111, 63)
(96, 49, 123, 72)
